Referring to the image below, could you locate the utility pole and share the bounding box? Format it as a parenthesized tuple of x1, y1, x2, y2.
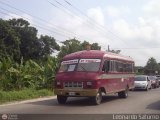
(108, 45, 110, 52)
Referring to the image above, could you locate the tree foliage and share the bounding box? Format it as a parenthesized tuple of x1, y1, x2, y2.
(58, 38, 101, 61)
(0, 19, 20, 61)
(2, 19, 59, 61)
(91, 43, 101, 50)
(0, 18, 102, 91)
(0, 18, 60, 91)
(39, 35, 60, 57)
(144, 57, 159, 75)
(58, 38, 82, 60)
(0, 56, 57, 91)
(8, 18, 41, 60)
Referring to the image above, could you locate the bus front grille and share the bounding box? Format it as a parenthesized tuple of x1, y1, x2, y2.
(64, 82, 83, 88)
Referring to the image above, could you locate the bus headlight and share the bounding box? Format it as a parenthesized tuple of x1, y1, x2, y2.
(56, 81, 61, 85)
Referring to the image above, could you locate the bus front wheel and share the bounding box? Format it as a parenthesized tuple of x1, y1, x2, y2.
(91, 90, 102, 105)
(57, 95, 67, 104)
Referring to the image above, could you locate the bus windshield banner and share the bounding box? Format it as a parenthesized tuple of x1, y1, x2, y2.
(79, 59, 101, 63)
(61, 59, 78, 65)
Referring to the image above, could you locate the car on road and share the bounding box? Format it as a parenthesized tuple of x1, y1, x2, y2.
(134, 75, 152, 91)
(148, 76, 159, 88)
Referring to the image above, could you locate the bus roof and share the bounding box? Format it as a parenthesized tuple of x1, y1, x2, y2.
(63, 50, 134, 62)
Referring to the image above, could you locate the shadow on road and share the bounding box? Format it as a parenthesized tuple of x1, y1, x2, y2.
(65, 95, 119, 106)
(27, 95, 119, 107)
(146, 100, 160, 110)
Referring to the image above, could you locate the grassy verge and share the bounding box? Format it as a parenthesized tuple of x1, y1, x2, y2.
(0, 89, 54, 104)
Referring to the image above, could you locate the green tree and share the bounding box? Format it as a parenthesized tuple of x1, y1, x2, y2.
(8, 18, 41, 61)
(39, 35, 60, 57)
(81, 41, 101, 50)
(144, 57, 159, 75)
(91, 43, 101, 50)
(0, 19, 20, 61)
(81, 40, 90, 50)
(109, 50, 121, 54)
(58, 38, 102, 61)
(58, 38, 82, 60)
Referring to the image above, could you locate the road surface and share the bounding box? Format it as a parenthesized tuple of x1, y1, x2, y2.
(0, 88, 159, 114)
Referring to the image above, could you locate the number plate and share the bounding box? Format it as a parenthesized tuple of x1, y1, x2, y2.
(69, 92, 75, 96)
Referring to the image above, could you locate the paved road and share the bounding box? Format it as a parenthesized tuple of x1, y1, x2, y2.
(0, 88, 160, 114)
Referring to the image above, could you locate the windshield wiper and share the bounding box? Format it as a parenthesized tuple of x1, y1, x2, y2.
(79, 64, 87, 71)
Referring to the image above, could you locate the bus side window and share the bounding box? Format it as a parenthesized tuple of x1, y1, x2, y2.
(102, 60, 110, 72)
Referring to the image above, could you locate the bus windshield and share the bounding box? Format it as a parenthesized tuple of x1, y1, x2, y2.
(77, 59, 101, 72)
(59, 59, 101, 72)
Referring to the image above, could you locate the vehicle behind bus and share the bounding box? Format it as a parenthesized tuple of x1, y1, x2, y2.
(54, 50, 135, 105)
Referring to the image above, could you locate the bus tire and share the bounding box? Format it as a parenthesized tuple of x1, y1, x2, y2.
(92, 90, 102, 105)
(57, 95, 67, 104)
(118, 87, 128, 98)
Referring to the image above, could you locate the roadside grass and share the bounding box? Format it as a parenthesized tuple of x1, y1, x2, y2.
(0, 89, 54, 104)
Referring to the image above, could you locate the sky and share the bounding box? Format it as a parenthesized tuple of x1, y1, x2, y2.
(0, 0, 160, 66)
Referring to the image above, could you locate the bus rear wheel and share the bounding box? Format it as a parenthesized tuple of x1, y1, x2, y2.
(57, 95, 67, 104)
(91, 90, 102, 105)
(118, 87, 128, 98)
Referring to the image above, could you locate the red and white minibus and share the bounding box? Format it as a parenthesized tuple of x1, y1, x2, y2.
(54, 50, 135, 105)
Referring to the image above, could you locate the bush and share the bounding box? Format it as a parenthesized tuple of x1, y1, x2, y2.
(0, 56, 57, 91)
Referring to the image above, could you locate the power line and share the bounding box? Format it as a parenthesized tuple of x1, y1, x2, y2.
(47, 0, 102, 41)
(47, 0, 117, 46)
(48, 0, 75, 18)
(47, 1, 96, 29)
(0, 11, 68, 44)
(0, 1, 80, 39)
(112, 47, 160, 50)
(2, 10, 160, 51)
(0, 0, 127, 47)
(0, 7, 90, 44)
(64, 0, 126, 44)
(56, 0, 108, 33)
(0, 0, 94, 42)
(0, 9, 70, 42)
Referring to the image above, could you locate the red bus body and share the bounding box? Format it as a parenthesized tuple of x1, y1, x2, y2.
(54, 50, 135, 105)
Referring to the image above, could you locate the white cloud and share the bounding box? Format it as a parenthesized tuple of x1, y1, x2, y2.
(112, 17, 160, 65)
(45, 2, 160, 66)
(108, 1, 160, 66)
(87, 7, 105, 26)
(143, 0, 160, 17)
(105, 6, 130, 18)
(35, 0, 160, 66)
(4, 1, 160, 66)
(45, 7, 106, 44)
(113, 19, 133, 39)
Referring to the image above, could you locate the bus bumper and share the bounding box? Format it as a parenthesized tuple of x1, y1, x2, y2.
(54, 89, 98, 97)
